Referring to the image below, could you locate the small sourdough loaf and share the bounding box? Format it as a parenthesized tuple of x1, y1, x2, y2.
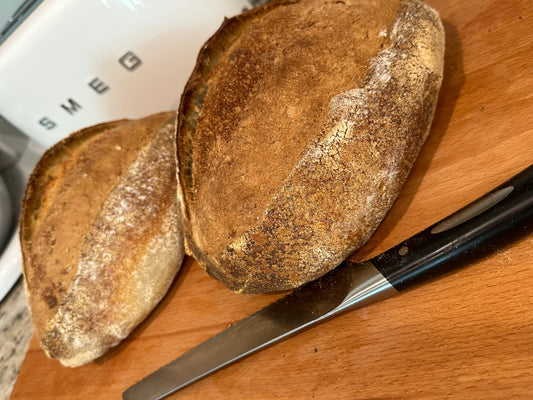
(19, 112, 184, 367)
(177, 0, 445, 293)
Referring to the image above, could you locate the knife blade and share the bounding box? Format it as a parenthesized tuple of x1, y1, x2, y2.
(123, 164, 533, 400)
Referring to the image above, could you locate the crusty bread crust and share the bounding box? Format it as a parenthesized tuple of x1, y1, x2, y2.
(177, 0, 445, 294)
(20, 112, 184, 367)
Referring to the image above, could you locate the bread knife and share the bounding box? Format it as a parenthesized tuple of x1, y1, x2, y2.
(123, 164, 533, 400)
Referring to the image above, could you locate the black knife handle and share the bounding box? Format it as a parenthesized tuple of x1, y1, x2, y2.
(371, 164, 533, 292)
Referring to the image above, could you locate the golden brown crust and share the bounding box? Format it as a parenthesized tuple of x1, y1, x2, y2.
(177, 0, 445, 293)
(177, 0, 399, 256)
(20, 112, 184, 366)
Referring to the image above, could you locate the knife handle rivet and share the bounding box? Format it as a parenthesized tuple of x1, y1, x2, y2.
(398, 246, 409, 256)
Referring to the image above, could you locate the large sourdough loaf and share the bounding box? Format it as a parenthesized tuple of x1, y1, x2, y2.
(176, 0, 445, 293)
(19, 112, 184, 367)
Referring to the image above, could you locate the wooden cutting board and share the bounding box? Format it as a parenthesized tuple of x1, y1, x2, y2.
(10, 0, 533, 398)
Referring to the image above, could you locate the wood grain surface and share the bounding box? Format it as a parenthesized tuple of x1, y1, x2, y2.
(10, 0, 533, 398)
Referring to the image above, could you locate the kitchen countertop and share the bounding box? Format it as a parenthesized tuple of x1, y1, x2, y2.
(0, 278, 33, 400)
